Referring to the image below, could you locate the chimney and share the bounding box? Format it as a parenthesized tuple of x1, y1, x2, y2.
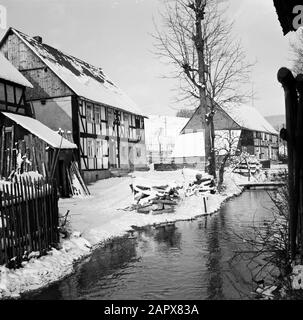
(33, 36, 42, 44)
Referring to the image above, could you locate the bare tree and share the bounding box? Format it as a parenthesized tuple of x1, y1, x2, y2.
(153, 0, 253, 180)
(176, 108, 195, 118)
(214, 129, 240, 189)
(291, 28, 303, 75)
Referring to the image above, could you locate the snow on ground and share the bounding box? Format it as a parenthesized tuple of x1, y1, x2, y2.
(0, 234, 92, 299)
(0, 168, 246, 299)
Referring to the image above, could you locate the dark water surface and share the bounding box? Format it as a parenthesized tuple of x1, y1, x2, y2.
(25, 190, 275, 300)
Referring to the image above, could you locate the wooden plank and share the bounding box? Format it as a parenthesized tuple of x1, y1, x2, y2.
(10, 125, 15, 175)
(33, 178, 42, 253)
(0, 126, 5, 178)
(5, 183, 16, 260)
(28, 176, 36, 252)
(3, 184, 13, 261)
(0, 186, 5, 264)
(15, 177, 26, 256)
(0, 184, 8, 264)
(66, 166, 74, 196)
(71, 161, 90, 195)
(36, 178, 44, 250)
(41, 178, 49, 247)
(47, 180, 54, 246)
(52, 178, 59, 244)
(13, 180, 22, 260)
(22, 177, 33, 252)
(40, 178, 49, 248)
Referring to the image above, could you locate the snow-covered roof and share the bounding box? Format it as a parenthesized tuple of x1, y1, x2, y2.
(220, 104, 278, 135)
(2, 112, 77, 149)
(0, 53, 33, 88)
(6, 28, 145, 117)
(145, 115, 189, 148)
(171, 131, 205, 158)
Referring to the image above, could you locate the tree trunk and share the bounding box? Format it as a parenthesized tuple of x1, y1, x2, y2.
(218, 153, 229, 190)
(195, 0, 211, 174)
(209, 102, 216, 179)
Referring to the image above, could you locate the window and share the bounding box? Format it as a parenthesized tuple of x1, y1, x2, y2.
(0, 83, 5, 101)
(101, 106, 106, 121)
(15, 87, 23, 104)
(129, 127, 136, 139)
(86, 104, 93, 122)
(94, 105, 108, 136)
(95, 106, 101, 124)
(79, 101, 84, 116)
(6, 84, 14, 103)
(96, 140, 102, 158)
(101, 122, 107, 135)
(140, 117, 144, 129)
(135, 116, 140, 129)
(87, 139, 94, 157)
(94, 139, 109, 169)
(128, 114, 140, 140)
(103, 140, 108, 156)
(119, 112, 125, 137)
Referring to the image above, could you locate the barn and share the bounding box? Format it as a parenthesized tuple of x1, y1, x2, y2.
(172, 103, 279, 167)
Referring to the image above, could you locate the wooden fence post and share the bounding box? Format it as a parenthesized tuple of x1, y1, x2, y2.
(277, 67, 298, 258)
(295, 74, 303, 259)
(0, 185, 7, 264)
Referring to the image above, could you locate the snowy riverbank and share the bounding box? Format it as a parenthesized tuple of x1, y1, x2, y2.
(0, 168, 249, 299)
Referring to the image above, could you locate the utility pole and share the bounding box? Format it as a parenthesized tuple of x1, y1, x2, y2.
(193, 0, 211, 174)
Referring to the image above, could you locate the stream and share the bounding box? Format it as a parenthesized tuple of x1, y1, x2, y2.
(24, 190, 276, 300)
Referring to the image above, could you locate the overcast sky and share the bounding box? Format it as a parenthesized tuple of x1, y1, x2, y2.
(0, 0, 298, 117)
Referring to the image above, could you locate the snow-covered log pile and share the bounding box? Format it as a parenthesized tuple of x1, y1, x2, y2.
(233, 155, 261, 176)
(129, 181, 181, 215)
(185, 173, 216, 197)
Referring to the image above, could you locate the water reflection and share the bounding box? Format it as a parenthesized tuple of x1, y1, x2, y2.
(25, 190, 275, 300)
(206, 217, 224, 300)
(153, 225, 182, 249)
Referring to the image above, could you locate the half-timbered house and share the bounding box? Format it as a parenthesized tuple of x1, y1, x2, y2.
(0, 52, 77, 196)
(0, 28, 147, 183)
(177, 103, 279, 166)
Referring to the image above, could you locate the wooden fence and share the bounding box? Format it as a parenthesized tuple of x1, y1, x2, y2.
(0, 177, 59, 266)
